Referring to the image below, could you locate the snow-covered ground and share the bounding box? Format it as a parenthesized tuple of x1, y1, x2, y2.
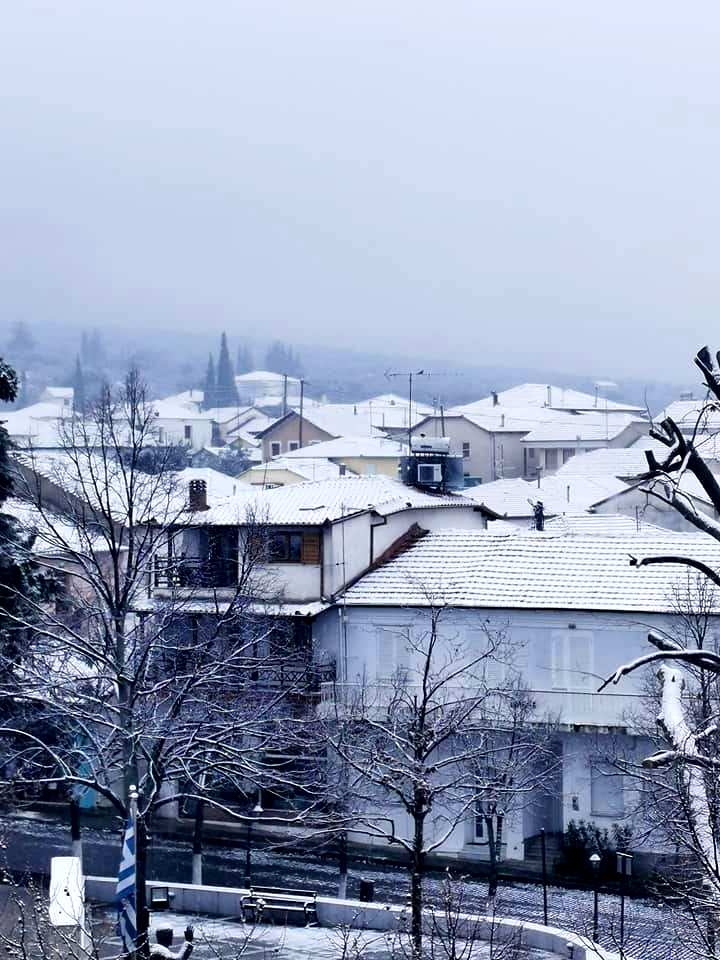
(0, 815, 696, 959)
(94, 909, 561, 959)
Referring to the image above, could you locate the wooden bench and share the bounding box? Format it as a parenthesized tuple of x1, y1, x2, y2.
(241, 886, 318, 927)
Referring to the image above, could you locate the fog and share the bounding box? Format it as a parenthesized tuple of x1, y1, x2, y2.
(1, 1, 718, 378)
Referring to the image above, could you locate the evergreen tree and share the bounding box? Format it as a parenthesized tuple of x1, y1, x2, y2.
(72, 355, 86, 414)
(236, 343, 254, 374)
(203, 353, 217, 410)
(215, 332, 239, 406)
(265, 341, 302, 376)
(265, 340, 286, 374)
(92, 329, 106, 367)
(0, 358, 45, 677)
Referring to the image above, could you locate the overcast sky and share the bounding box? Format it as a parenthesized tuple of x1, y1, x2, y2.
(1, 1, 718, 378)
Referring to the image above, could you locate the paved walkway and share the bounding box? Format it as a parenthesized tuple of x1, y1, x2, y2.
(93, 910, 561, 960)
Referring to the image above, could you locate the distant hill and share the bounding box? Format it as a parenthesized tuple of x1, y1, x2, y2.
(1, 318, 690, 415)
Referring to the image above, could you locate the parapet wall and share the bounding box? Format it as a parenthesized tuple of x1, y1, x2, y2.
(85, 875, 626, 960)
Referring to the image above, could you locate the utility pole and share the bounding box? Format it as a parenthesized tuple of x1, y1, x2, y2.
(299, 378, 304, 448)
(385, 369, 425, 449)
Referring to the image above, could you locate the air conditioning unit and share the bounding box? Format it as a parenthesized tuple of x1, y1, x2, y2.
(417, 463, 443, 485)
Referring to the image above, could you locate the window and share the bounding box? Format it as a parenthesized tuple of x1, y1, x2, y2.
(158, 427, 166, 444)
(376, 625, 411, 679)
(462, 442, 471, 458)
(545, 449, 559, 471)
(550, 630, 594, 690)
(562, 448, 574, 464)
(270, 441, 281, 457)
(528, 448, 536, 460)
(184, 424, 193, 443)
(365, 463, 377, 475)
(267, 531, 320, 564)
(289, 441, 299, 451)
(591, 761, 624, 817)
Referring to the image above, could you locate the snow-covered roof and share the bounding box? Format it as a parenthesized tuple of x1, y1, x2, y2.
(41, 387, 74, 400)
(160, 389, 205, 408)
(173, 468, 244, 502)
(268, 406, 382, 439)
(555, 447, 655, 479)
(659, 398, 720, 432)
(520, 415, 641, 444)
(455, 384, 644, 414)
(3, 497, 110, 556)
(342, 527, 720, 613)
(282, 436, 406, 460)
(184, 475, 479, 527)
(201, 405, 256, 424)
(243, 457, 344, 483)
(236, 370, 301, 384)
(462, 475, 628, 516)
(545, 513, 670, 536)
(435, 407, 566, 434)
(151, 400, 214, 422)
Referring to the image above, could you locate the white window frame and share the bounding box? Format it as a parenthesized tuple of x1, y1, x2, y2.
(550, 630, 594, 691)
(591, 760, 624, 817)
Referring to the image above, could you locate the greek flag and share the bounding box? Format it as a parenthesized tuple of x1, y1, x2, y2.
(116, 809, 137, 955)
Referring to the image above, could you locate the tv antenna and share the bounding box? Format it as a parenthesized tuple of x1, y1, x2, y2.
(384, 369, 427, 447)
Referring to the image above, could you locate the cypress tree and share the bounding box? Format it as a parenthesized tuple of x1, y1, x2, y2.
(72, 355, 86, 414)
(236, 344, 254, 375)
(203, 354, 217, 410)
(215, 332, 239, 407)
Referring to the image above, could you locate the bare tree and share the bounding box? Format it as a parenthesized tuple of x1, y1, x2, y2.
(0, 371, 319, 957)
(600, 346, 720, 957)
(321, 597, 556, 960)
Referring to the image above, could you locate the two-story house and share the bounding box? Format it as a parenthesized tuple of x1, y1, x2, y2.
(312, 525, 717, 872)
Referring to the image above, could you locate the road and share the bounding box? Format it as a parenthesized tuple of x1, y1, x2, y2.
(1, 814, 694, 960)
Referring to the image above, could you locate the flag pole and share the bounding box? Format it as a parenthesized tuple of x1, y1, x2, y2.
(117, 785, 139, 958)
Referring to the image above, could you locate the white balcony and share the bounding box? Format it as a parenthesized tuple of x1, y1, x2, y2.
(319, 682, 640, 728)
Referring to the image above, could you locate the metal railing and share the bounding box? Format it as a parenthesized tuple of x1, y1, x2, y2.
(319, 681, 639, 726)
(153, 555, 238, 589)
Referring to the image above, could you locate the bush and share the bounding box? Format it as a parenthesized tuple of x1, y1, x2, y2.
(560, 819, 633, 880)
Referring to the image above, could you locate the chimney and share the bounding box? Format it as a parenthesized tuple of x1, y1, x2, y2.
(492, 391, 499, 406)
(500, 414, 505, 428)
(189, 479, 209, 512)
(546, 385, 552, 407)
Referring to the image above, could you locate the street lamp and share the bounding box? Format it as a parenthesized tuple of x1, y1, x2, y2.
(244, 796, 264, 886)
(589, 852, 601, 942)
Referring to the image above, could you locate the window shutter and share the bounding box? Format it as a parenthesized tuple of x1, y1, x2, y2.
(550, 631, 567, 689)
(301, 532, 321, 564)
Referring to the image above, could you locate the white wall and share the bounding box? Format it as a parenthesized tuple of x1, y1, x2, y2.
(314, 604, 681, 858)
(155, 417, 213, 451)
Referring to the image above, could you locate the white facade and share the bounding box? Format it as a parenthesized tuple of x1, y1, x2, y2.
(313, 602, 671, 863)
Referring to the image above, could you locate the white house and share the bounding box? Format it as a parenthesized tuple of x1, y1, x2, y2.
(149, 475, 489, 613)
(312, 526, 717, 868)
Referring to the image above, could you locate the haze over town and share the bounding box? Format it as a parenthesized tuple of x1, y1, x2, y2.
(3, 6, 720, 960)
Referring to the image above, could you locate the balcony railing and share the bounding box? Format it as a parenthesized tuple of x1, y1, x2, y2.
(319, 681, 640, 728)
(153, 555, 238, 589)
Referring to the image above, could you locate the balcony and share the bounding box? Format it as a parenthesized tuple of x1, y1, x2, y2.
(153, 555, 238, 590)
(319, 682, 640, 728)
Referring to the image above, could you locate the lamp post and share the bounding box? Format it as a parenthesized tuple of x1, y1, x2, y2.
(617, 851, 633, 958)
(589, 852, 601, 942)
(244, 797, 264, 885)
